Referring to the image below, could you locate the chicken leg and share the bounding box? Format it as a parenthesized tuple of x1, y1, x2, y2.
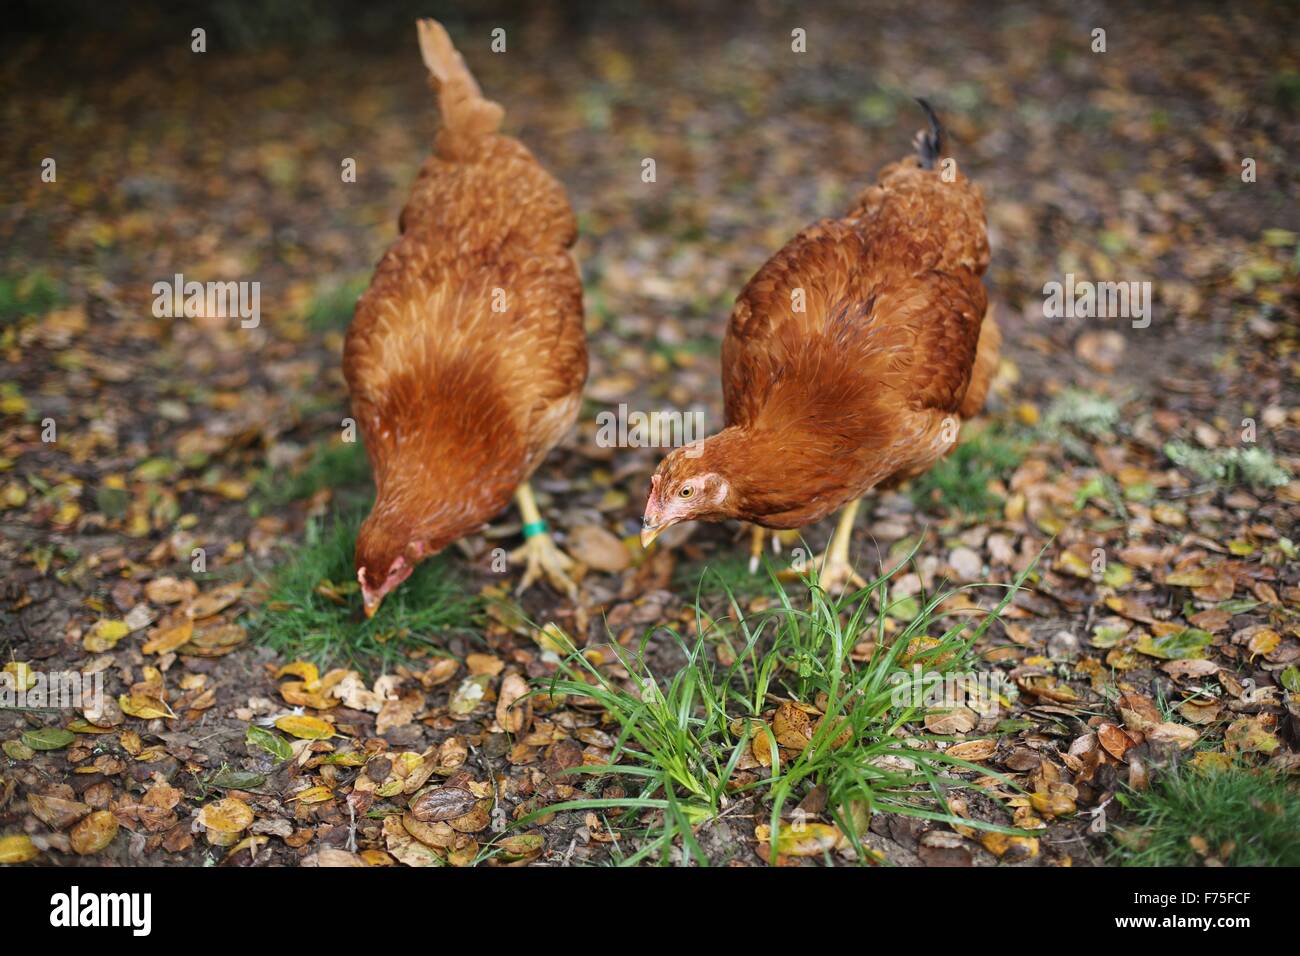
(509, 482, 578, 598)
(748, 525, 801, 573)
(749, 524, 766, 574)
(780, 499, 867, 593)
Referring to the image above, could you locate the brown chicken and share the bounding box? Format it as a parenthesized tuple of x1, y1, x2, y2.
(345, 20, 587, 615)
(640, 102, 1000, 591)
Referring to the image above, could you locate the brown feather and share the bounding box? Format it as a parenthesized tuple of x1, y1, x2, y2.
(651, 126, 998, 533)
(345, 20, 586, 588)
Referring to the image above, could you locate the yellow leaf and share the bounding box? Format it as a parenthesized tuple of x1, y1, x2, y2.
(211, 479, 250, 501)
(276, 661, 321, 690)
(186, 581, 244, 620)
(1190, 751, 1233, 773)
(118, 693, 176, 720)
(1055, 550, 1093, 579)
(275, 715, 337, 740)
(756, 821, 843, 857)
(980, 832, 1039, 860)
(142, 618, 193, 655)
(325, 750, 367, 767)
(70, 810, 119, 855)
(3, 661, 37, 691)
(1247, 628, 1281, 658)
(278, 681, 338, 710)
(84, 619, 130, 652)
(533, 622, 572, 655)
(1030, 791, 1076, 817)
(1, 482, 27, 509)
(197, 798, 254, 846)
(0, 834, 39, 863)
(1164, 570, 1214, 588)
(288, 785, 334, 804)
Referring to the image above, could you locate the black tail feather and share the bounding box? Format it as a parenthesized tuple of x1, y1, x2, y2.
(913, 97, 943, 170)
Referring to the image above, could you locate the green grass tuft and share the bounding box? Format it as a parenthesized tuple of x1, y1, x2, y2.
(673, 553, 779, 601)
(910, 426, 1023, 518)
(525, 550, 1032, 866)
(1110, 765, 1300, 866)
(255, 510, 479, 672)
(303, 276, 368, 332)
(0, 271, 66, 324)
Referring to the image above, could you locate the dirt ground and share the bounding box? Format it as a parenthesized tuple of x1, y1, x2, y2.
(2, 0, 1298, 867)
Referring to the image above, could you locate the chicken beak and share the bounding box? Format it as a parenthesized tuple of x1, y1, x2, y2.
(642, 473, 671, 549)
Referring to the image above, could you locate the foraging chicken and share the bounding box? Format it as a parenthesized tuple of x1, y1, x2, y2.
(640, 102, 1000, 591)
(346, 19, 587, 614)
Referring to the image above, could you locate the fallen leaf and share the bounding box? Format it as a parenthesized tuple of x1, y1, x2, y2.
(246, 725, 294, 760)
(496, 672, 532, 734)
(142, 617, 193, 655)
(70, 810, 119, 855)
(1147, 721, 1199, 750)
(410, 787, 478, 823)
(275, 715, 336, 740)
(0, 834, 39, 863)
(84, 619, 129, 652)
(119, 693, 175, 720)
(21, 727, 75, 751)
(946, 738, 998, 762)
(925, 706, 978, 734)
(756, 821, 843, 858)
(28, 793, 91, 829)
(197, 798, 255, 846)
(186, 582, 244, 619)
(772, 700, 815, 749)
(567, 524, 632, 572)
(1225, 716, 1279, 755)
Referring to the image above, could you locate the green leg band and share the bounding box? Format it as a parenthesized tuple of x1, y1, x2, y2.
(522, 520, 548, 539)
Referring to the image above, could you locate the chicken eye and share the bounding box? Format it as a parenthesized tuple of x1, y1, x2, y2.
(679, 485, 693, 499)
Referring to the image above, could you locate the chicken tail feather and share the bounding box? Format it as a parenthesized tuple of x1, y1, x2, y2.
(912, 97, 943, 170)
(416, 18, 504, 154)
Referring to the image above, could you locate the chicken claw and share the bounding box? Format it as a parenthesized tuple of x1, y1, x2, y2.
(510, 482, 578, 598)
(510, 531, 578, 598)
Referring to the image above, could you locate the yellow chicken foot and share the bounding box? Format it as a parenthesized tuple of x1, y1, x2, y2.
(779, 500, 866, 593)
(508, 482, 578, 598)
